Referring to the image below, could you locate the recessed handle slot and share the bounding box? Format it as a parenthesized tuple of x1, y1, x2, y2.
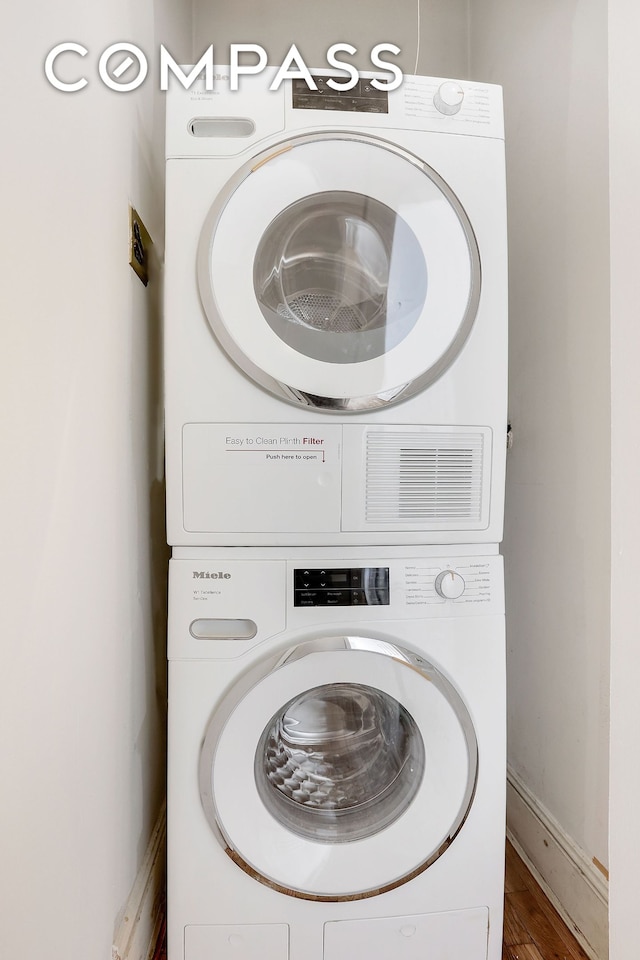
(188, 118, 256, 138)
(189, 618, 257, 640)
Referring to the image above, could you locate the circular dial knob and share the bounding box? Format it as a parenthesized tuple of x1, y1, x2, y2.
(434, 569, 466, 600)
(433, 81, 465, 116)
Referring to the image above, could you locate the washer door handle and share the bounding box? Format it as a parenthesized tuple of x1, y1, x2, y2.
(190, 618, 257, 640)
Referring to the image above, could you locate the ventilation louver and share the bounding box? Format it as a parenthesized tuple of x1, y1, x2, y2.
(365, 431, 485, 525)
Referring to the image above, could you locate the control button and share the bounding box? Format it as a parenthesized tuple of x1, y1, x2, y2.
(433, 81, 464, 116)
(351, 590, 367, 605)
(434, 570, 466, 600)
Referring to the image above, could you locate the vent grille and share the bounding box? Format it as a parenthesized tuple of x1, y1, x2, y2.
(365, 431, 484, 524)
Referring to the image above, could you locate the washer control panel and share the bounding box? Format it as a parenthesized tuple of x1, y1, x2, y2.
(405, 560, 492, 607)
(168, 552, 504, 659)
(294, 567, 390, 607)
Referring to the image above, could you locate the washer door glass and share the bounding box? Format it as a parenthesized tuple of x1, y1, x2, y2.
(256, 682, 425, 842)
(199, 636, 478, 900)
(197, 133, 480, 411)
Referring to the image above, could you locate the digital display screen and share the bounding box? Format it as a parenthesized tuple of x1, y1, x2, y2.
(294, 567, 390, 607)
(292, 77, 389, 114)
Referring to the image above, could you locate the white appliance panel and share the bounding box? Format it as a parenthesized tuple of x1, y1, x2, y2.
(167, 548, 505, 960)
(323, 907, 489, 960)
(164, 71, 508, 545)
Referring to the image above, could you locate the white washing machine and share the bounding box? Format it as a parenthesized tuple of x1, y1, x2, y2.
(164, 71, 508, 547)
(167, 545, 505, 960)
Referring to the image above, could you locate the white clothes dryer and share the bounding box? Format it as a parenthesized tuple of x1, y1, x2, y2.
(164, 71, 508, 546)
(167, 545, 506, 960)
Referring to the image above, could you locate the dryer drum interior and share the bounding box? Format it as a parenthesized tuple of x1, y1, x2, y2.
(253, 191, 428, 364)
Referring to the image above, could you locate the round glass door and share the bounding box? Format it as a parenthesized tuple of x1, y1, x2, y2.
(253, 191, 427, 365)
(197, 133, 480, 411)
(199, 636, 478, 900)
(256, 682, 425, 843)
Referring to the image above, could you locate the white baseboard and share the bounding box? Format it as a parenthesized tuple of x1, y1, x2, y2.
(507, 766, 608, 960)
(112, 802, 166, 960)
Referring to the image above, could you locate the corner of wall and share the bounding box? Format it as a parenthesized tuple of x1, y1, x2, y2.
(113, 804, 167, 960)
(507, 767, 608, 960)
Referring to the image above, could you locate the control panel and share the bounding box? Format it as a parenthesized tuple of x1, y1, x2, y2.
(404, 560, 492, 607)
(292, 76, 389, 114)
(168, 553, 504, 661)
(294, 567, 390, 607)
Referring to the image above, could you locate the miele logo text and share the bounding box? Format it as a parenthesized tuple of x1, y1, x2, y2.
(192, 571, 231, 579)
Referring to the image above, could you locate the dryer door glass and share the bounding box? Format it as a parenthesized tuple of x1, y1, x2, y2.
(198, 133, 481, 411)
(253, 192, 427, 364)
(255, 682, 425, 842)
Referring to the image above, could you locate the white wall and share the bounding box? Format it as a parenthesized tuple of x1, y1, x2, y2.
(0, 2, 189, 958)
(192, 0, 469, 78)
(608, 3, 640, 958)
(470, 0, 611, 926)
(1, 0, 626, 956)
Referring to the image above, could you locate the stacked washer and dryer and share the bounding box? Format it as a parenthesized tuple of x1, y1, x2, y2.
(164, 68, 508, 960)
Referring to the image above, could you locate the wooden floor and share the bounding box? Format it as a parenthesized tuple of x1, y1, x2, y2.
(504, 840, 591, 960)
(153, 840, 592, 960)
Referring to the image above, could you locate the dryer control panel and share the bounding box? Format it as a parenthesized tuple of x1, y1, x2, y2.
(292, 76, 389, 114)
